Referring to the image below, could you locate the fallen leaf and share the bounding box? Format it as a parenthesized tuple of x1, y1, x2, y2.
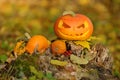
(87, 36, 101, 41)
(73, 41, 90, 50)
(50, 60, 68, 66)
(70, 54, 88, 64)
(85, 51, 96, 61)
(14, 40, 26, 56)
(29, 66, 44, 79)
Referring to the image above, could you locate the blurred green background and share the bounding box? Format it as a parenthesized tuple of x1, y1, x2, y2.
(0, 0, 120, 77)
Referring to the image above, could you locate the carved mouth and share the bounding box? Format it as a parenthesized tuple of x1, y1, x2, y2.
(57, 29, 89, 39)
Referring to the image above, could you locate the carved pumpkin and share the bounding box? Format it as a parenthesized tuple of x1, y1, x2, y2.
(54, 13, 93, 40)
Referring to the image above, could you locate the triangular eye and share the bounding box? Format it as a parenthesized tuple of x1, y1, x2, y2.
(77, 24, 85, 28)
(63, 23, 71, 28)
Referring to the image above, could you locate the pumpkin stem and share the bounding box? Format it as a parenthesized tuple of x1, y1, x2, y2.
(24, 32, 31, 39)
(62, 11, 75, 16)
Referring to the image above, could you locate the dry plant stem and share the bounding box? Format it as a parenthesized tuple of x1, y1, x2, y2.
(24, 32, 31, 39)
(62, 11, 75, 16)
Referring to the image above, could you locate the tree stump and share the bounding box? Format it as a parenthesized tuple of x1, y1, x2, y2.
(38, 41, 118, 80)
(0, 40, 118, 80)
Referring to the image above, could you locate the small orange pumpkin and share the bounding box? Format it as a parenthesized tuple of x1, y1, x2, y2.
(25, 35, 49, 54)
(51, 40, 67, 55)
(54, 13, 93, 40)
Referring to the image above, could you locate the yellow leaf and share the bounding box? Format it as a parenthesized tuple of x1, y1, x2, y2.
(70, 54, 88, 64)
(73, 41, 90, 50)
(14, 40, 26, 56)
(50, 60, 68, 66)
(87, 36, 101, 41)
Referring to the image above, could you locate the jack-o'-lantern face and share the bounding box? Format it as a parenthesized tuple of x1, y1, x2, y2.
(54, 14, 93, 40)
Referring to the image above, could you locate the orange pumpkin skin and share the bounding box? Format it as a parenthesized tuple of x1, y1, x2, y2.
(54, 14, 93, 40)
(25, 35, 49, 54)
(51, 40, 67, 55)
